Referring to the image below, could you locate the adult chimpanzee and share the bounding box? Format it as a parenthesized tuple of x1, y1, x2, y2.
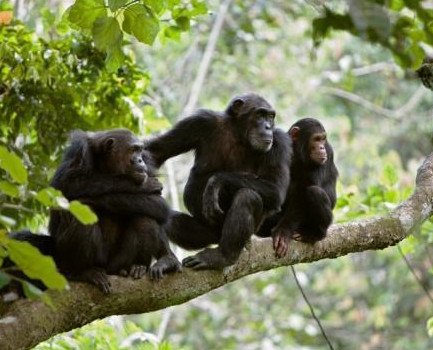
(146, 93, 292, 270)
(257, 118, 338, 257)
(48, 129, 181, 293)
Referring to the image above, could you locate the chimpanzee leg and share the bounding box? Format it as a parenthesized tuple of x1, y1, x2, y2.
(53, 212, 112, 293)
(167, 211, 221, 250)
(129, 217, 182, 280)
(183, 188, 264, 270)
(299, 185, 333, 243)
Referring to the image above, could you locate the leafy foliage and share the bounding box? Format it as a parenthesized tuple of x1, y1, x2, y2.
(312, 0, 433, 69)
(66, 0, 208, 70)
(0, 21, 166, 299)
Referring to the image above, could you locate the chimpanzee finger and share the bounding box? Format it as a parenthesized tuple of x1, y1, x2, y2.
(276, 238, 288, 258)
(130, 265, 147, 279)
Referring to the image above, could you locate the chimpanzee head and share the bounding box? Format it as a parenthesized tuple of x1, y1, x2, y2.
(289, 118, 329, 166)
(91, 129, 148, 183)
(226, 93, 276, 152)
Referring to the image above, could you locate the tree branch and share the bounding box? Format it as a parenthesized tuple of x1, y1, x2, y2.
(1, 153, 433, 350)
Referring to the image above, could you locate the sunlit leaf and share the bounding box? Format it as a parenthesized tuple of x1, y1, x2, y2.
(0, 180, 19, 197)
(144, 0, 165, 14)
(106, 43, 125, 72)
(0, 146, 28, 184)
(108, 0, 128, 12)
(7, 238, 67, 290)
(92, 16, 123, 51)
(35, 187, 64, 207)
(123, 4, 159, 45)
(69, 200, 98, 225)
(68, 0, 107, 30)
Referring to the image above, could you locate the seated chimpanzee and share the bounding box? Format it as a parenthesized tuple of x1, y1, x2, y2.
(146, 93, 292, 270)
(257, 118, 338, 257)
(17, 129, 181, 293)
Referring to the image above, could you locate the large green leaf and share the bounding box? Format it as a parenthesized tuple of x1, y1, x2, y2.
(144, 0, 165, 14)
(69, 200, 98, 225)
(0, 146, 28, 184)
(92, 16, 123, 51)
(6, 238, 67, 290)
(35, 187, 65, 207)
(108, 0, 128, 12)
(68, 0, 107, 30)
(0, 180, 19, 197)
(106, 43, 125, 72)
(123, 4, 160, 45)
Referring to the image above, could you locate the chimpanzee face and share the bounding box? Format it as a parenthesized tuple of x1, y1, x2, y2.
(308, 131, 327, 165)
(100, 130, 148, 184)
(289, 118, 328, 166)
(228, 93, 276, 152)
(248, 107, 275, 152)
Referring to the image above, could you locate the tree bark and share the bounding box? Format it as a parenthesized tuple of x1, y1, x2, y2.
(1, 153, 433, 350)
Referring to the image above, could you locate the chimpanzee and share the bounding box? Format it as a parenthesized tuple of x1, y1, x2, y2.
(257, 118, 338, 257)
(48, 129, 181, 293)
(146, 93, 292, 270)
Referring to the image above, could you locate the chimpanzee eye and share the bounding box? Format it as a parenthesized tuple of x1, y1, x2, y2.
(131, 145, 143, 153)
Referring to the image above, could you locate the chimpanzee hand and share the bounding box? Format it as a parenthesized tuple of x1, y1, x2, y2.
(202, 175, 224, 224)
(143, 176, 163, 194)
(271, 226, 291, 258)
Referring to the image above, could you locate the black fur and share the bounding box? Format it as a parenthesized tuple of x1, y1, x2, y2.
(147, 93, 292, 269)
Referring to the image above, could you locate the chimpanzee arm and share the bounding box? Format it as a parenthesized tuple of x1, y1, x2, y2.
(51, 134, 163, 199)
(146, 111, 219, 168)
(81, 193, 170, 224)
(56, 173, 163, 200)
(202, 129, 291, 222)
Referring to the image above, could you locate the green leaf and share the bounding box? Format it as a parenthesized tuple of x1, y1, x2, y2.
(123, 4, 160, 45)
(109, 0, 128, 12)
(0, 180, 19, 197)
(92, 16, 123, 51)
(69, 200, 98, 225)
(175, 16, 190, 31)
(382, 163, 398, 187)
(22, 281, 43, 299)
(144, 0, 165, 14)
(0, 271, 11, 289)
(35, 187, 64, 207)
(106, 44, 125, 72)
(427, 316, 433, 337)
(7, 238, 67, 290)
(0, 146, 28, 184)
(68, 0, 107, 30)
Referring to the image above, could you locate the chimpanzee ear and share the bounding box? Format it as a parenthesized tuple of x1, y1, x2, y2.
(103, 138, 115, 151)
(231, 98, 244, 115)
(289, 126, 300, 141)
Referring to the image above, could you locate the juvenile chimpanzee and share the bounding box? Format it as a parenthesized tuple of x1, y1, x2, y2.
(48, 129, 181, 293)
(147, 93, 292, 270)
(257, 118, 338, 257)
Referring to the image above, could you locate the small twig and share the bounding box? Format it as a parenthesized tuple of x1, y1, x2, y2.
(291, 266, 335, 350)
(397, 244, 433, 304)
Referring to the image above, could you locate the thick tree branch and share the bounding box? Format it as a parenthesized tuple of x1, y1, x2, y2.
(1, 153, 433, 350)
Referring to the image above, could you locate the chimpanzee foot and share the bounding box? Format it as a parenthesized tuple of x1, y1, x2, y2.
(74, 269, 111, 294)
(149, 254, 182, 280)
(129, 265, 148, 279)
(291, 231, 303, 241)
(182, 248, 235, 270)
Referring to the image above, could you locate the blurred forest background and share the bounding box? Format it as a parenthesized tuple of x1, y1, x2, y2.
(1, 0, 433, 349)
